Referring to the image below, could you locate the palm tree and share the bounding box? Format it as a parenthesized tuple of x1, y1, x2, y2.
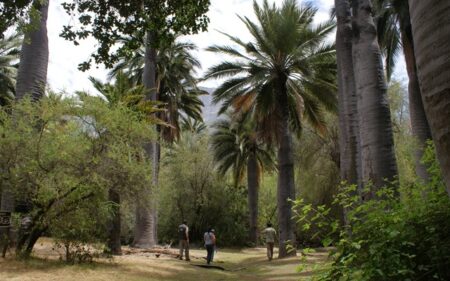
(110, 39, 204, 143)
(15, 0, 49, 100)
(408, 1, 450, 196)
(351, 0, 398, 197)
(110, 38, 204, 248)
(204, 0, 337, 257)
(374, 0, 431, 182)
(0, 33, 21, 106)
(211, 112, 274, 244)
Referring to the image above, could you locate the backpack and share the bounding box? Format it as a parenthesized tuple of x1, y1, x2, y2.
(179, 225, 187, 240)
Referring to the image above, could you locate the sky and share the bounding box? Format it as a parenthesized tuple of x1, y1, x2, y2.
(45, 0, 407, 95)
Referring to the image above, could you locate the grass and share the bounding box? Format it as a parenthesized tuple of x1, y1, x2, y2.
(0, 238, 330, 281)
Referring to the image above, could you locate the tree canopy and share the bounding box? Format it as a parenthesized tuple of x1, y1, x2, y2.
(60, 0, 210, 70)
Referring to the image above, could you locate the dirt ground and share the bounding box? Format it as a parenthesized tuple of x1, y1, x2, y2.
(0, 238, 330, 281)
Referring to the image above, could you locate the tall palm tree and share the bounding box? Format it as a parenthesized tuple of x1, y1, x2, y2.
(205, 0, 337, 257)
(211, 112, 274, 244)
(408, 1, 450, 196)
(0, 33, 21, 106)
(351, 0, 398, 197)
(110, 37, 204, 248)
(374, 0, 431, 182)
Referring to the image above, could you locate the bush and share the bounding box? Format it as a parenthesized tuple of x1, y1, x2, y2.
(295, 143, 450, 280)
(158, 132, 249, 247)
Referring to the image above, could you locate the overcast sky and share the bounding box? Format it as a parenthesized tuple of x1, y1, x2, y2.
(46, 0, 406, 95)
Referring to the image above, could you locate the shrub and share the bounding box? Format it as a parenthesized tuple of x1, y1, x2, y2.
(294, 142, 450, 280)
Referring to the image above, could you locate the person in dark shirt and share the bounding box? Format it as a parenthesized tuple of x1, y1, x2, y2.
(178, 220, 190, 261)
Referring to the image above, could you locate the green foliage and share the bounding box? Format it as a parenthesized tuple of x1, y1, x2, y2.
(0, 32, 21, 106)
(294, 143, 450, 280)
(158, 132, 249, 246)
(60, 0, 210, 70)
(0, 94, 154, 256)
(210, 112, 274, 185)
(293, 116, 341, 246)
(205, 0, 337, 140)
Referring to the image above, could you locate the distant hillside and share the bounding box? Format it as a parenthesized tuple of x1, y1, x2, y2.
(199, 87, 221, 124)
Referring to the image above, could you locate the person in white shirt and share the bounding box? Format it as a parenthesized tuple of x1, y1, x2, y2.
(261, 222, 277, 261)
(204, 227, 216, 264)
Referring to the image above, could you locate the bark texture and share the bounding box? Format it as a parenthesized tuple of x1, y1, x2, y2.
(277, 81, 296, 258)
(352, 0, 398, 198)
(107, 189, 122, 255)
(400, 24, 432, 182)
(133, 31, 158, 248)
(15, 1, 49, 100)
(408, 0, 450, 195)
(335, 0, 360, 187)
(247, 154, 259, 244)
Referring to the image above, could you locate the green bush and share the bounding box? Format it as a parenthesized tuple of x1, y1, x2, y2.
(295, 143, 450, 280)
(158, 132, 249, 247)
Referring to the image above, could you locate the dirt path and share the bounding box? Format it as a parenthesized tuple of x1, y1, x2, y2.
(0, 238, 329, 281)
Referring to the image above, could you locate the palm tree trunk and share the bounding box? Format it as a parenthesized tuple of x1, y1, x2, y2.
(400, 23, 432, 182)
(277, 82, 296, 258)
(107, 189, 122, 255)
(247, 153, 259, 245)
(15, 0, 49, 100)
(133, 31, 158, 248)
(335, 0, 360, 187)
(352, 0, 398, 198)
(408, 0, 450, 196)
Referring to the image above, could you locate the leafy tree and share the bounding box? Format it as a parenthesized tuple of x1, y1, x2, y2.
(87, 72, 163, 255)
(210, 112, 274, 244)
(60, 0, 210, 70)
(0, 95, 154, 257)
(158, 131, 248, 246)
(0, 33, 21, 106)
(0, 0, 33, 37)
(205, 0, 337, 257)
(408, 1, 450, 196)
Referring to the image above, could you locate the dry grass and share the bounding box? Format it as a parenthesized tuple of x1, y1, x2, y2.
(0, 238, 329, 281)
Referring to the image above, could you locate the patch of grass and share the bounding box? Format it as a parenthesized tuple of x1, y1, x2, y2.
(0, 239, 329, 281)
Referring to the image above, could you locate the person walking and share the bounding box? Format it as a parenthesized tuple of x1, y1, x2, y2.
(178, 220, 190, 261)
(262, 222, 277, 261)
(204, 227, 216, 264)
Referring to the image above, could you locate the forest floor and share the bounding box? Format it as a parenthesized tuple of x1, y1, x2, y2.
(0, 238, 330, 281)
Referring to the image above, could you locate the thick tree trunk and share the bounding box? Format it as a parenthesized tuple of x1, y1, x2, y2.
(408, 0, 450, 196)
(107, 189, 122, 255)
(277, 84, 296, 258)
(247, 153, 259, 245)
(15, 0, 49, 100)
(335, 0, 360, 187)
(133, 31, 158, 248)
(352, 0, 398, 198)
(400, 25, 432, 182)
